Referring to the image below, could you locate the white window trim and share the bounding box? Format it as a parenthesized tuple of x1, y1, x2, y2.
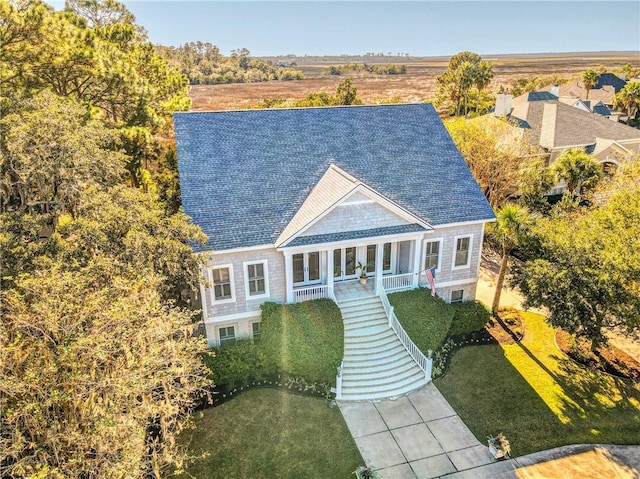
(451, 235, 473, 271)
(210, 263, 236, 305)
(423, 237, 444, 272)
(218, 324, 237, 345)
(243, 260, 270, 300)
(251, 321, 262, 340)
(451, 289, 464, 303)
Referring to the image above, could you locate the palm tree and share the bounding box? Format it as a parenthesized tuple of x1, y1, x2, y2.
(456, 61, 476, 116)
(553, 148, 602, 198)
(491, 204, 535, 315)
(473, 61, 494, 113)
(613, 81, 640, 125)
(581, 69, 600, 100)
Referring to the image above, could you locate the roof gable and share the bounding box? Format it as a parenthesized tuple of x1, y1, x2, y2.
(275, 164, 433, 247)
(175, 104, 495, 251)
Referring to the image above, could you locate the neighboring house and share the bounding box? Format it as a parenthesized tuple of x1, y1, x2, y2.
(541, 72, 628, 107)
(175, 104, 495, 346)
(494, 92, 640, 194)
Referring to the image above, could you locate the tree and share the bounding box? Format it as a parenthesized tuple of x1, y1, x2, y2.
(490, 204, 535, 315)
(581, 68, 600, 100)
(435, 51, 493, 116)
(0, 91, 125, 217)
(446, 115, 543, 208)
(613, 81, 640, 125)
(473, 60, 494, 113)
(1, 263, 212, 479)
(552, 148, 602, 199)
(512, 184, 640, 349)
(333, 77, 360, 105)
(518, 158, 555, 214)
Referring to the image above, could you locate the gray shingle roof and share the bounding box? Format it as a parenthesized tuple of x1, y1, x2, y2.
(511, 100, 640, 149)
(287, 224, 427, 247)
(175, 104, 495, 252)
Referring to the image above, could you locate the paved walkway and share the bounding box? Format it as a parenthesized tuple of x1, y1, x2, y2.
(339, 383, 493, 478)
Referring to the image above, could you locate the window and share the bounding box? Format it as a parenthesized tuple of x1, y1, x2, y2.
(383, 243, 392, 271)
(451, 290, 464, 303)
(219, 326, 235, 345)
(366, 245, 376, 273)
(424, 240, 440, 270)
(212, 266, 233, 301)
(454, 236, 471, 268)
(244, 261, 269, 298)
(247, 263, 265, 295)
(252, 322, 261, 340)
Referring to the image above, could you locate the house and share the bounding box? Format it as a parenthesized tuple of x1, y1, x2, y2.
(174, 104, 495, 348)
(494, 92, 640, 194)
(542, 72, 628, 108)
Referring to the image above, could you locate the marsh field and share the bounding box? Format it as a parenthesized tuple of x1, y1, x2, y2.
(189, 51, 639, 111)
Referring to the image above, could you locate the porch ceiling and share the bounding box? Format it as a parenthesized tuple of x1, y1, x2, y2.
(283, 224, 428, 248)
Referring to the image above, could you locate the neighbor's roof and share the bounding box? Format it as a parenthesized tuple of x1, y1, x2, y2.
(174, 103, 495, 252)
(510, 100, 640, 149)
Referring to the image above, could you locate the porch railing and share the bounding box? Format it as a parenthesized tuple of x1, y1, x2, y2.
(377, 279, 432, 381)
(293, 284, 329, 303)
(381, 272, 414, 292)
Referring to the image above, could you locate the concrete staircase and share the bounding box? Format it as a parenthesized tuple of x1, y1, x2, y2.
(338, 295, 428, 401)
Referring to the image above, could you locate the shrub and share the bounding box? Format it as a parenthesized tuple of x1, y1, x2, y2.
(204, 300, 344, 393)
(389, 288, 455, 351)
(449, 301, 491, 336)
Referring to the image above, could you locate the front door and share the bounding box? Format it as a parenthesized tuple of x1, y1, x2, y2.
(333, 246, 357, 281)
(293, 251, 321, 286)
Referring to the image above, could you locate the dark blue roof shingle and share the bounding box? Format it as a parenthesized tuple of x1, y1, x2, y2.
(527, 91, 558, 102)
(174, 104, 495, 251)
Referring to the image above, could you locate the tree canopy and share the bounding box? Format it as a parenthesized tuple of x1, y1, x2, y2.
(0, 1, 212, 477)
(614, 81, 640, 126)
(513, 158, 640, 348)
(435, 51, 494, 116)
(445, 115, 543, 208)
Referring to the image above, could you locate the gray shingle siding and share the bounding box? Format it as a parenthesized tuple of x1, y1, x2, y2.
(175, 104, 494, 252)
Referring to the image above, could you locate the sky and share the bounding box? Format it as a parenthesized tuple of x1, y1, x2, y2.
(50, 1, 640, 57)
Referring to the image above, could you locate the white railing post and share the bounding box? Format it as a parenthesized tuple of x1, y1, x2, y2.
(388, 305, 394, 328)
(426, 349, 433, 381)
(335, 362, 343, 400)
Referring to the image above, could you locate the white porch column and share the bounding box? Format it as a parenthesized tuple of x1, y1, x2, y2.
(412, 236, 423, 288)
(284, 252, 294, 303)
(374, 242, 383, 294)
(326, 248, 334, 298)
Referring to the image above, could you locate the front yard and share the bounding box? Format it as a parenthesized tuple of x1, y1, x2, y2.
(178, 388, 363, 479)
(185, 291, 640, 476)
(435, 311, 640, 456)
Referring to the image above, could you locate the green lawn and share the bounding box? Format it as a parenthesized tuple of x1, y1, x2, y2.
(388, 288, 489, 351)
(436, 311, 640, 456)
(178, 388, 363, 479)
(259, 299, 344, 384)
(388, 288, 455, 351)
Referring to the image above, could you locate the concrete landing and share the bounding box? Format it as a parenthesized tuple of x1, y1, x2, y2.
(339, 383, 491, 478)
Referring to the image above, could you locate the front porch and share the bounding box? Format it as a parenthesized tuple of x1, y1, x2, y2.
(283, 236, 425, 305)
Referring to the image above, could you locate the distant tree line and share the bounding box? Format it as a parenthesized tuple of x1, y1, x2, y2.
(325, 62, 407, 76)
(156, 42, 304, 84)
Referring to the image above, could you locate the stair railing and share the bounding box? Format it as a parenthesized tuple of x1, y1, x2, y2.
(377, 279, 433, 381)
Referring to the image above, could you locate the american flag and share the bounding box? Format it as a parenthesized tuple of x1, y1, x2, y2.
(426, 267, 436, 297)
